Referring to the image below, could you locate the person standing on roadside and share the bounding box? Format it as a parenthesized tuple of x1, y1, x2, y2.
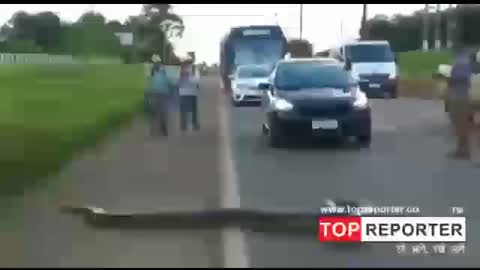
(447, 45, 474, 160)
(178, 60, 200, 132)
(149, 54, 172, 136)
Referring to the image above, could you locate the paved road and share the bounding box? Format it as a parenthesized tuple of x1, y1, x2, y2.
(227, 97, 480, 267)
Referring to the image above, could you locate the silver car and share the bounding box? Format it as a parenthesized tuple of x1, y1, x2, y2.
(229, 64, 273, 106)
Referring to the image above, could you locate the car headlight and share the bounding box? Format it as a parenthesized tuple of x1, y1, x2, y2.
(388, 72, 397, 79)
(352, 86, 368, 109)
(271, 98, 294, 111)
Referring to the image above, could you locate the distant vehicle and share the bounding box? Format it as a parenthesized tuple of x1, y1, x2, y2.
(229, 64, 273, 106)
(329, 40, 398, 99)
(219, 25, 288, 93)
(287, 39, 313, 58)
(257, 58, 371, 148)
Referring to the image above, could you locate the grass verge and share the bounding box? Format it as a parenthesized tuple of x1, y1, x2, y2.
(0, 64, 145, 198)
(398, 51, 452, 99)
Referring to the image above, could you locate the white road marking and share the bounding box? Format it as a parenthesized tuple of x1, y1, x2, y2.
(218, 94, 249, 268)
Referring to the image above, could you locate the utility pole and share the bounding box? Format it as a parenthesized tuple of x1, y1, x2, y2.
(422, 4, 430, 51)
(434, 4, 441, 50)
(299, 4, 303, 40)
(361, 4, 368, 40)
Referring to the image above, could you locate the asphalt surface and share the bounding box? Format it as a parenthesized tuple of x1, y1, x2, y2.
(228, 96, 480, 267)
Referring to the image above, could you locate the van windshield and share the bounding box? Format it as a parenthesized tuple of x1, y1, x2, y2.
(345, 44, 394, 63)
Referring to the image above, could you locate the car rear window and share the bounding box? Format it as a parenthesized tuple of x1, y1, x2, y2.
(274, 62, 356, 91)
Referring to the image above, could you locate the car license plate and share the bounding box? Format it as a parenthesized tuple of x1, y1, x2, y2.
(369, 83, 381, 88)
(312, 120, 338, 130)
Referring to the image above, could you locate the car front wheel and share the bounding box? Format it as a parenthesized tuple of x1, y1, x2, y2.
(357, 134, 371, 147)
(357, 118, 372, 147)
(390, 89, 398, 99)
(231, 97, 240, 107)
(268, 116, 286, 148)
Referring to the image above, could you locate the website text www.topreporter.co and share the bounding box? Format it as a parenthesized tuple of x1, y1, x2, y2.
(319, 205, 421, 216)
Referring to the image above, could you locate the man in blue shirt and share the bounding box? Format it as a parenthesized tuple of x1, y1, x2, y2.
(149, 55, 172, 136)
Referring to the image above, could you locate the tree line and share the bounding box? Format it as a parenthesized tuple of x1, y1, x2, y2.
(288, 39, 313, 58)
(0, 4, 185, 63)
(360, 4, 480, 52)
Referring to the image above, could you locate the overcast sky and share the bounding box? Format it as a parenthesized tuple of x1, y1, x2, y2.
(0, 4, 449, 64)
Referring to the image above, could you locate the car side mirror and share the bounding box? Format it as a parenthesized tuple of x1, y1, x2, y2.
(258, 83, 271, 91)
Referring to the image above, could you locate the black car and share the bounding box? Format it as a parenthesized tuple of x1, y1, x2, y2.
(258, 58, 372, 148)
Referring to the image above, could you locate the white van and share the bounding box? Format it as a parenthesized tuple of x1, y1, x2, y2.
(329, 40, 398, 98)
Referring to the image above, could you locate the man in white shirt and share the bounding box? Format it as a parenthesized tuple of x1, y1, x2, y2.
(178, 62, 200, 132)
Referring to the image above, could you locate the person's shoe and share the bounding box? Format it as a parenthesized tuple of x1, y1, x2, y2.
(446, 150, 471, 160)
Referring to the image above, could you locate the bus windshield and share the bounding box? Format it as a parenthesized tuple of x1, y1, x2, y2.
(233, 39, 283, 68)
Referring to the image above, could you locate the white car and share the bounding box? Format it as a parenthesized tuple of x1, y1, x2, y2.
(229, 64, 273, 106)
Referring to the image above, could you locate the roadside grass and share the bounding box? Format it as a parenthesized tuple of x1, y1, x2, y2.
(0, 64, 145, 198)
(398, 51, 452, 99)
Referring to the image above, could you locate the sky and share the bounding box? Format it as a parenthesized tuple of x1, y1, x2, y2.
(0, 4, 450, 64)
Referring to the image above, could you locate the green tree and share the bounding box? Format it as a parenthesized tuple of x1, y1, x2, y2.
(78, 11, 106, 25)
(106, 20, 125, 32)
(288, 39, 313, 58)
(129, 4, 185, 63)
(33, 12, 62, 53)
(5, 11, 62, 53)
(143, 4, 184, 38)
(8, 11, 37, 41)
(63, 11, 122, 58)
(361, 5, 480, 52)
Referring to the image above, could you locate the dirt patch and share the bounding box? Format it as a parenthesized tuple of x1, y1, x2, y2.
(399, 78, 439, 100)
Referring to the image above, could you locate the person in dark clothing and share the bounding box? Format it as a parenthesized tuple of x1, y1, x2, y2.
(447, 46, 474, 159)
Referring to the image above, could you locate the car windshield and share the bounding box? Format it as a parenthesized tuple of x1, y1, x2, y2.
(237, 66, 271, 78)
(345, 44, 394, 63)
(274, 62, 356, 90)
